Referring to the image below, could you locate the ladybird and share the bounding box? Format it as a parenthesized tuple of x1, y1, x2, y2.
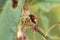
(29, 15, 37, 24)
(12, 0, 18, 9)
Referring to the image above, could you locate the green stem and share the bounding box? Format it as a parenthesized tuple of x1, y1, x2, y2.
(37, 30, 51, 40)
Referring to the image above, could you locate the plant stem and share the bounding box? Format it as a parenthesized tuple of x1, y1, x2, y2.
(37, 30, 51, 40)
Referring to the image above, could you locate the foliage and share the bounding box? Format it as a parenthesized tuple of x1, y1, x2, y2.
(0, 0, 60, 40)
(0, 0, 24, 40)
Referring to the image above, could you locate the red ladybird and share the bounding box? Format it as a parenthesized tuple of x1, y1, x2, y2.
(12, 0, 18, 9)
(29, 15, 37, 24)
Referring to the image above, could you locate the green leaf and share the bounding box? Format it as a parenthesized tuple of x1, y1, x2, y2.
(0, 0, 24, 40)
(0, 0, 6, 8)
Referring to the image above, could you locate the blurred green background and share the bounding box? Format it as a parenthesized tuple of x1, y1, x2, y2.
(24, 0, 60, 40)
(0, 0, 60, 40)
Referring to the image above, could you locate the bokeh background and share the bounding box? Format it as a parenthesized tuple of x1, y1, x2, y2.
(0, 0, 60, 40)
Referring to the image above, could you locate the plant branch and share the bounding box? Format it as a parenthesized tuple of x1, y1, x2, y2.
(45, 22, 60, 36)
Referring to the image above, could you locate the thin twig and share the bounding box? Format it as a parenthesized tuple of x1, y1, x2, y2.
(33, 30, 36, 40)
(45, 22, 60, 36)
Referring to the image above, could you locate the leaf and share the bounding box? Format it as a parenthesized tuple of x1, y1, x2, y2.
(0, 0, 6, 8)
(0, 0, 24, 40)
